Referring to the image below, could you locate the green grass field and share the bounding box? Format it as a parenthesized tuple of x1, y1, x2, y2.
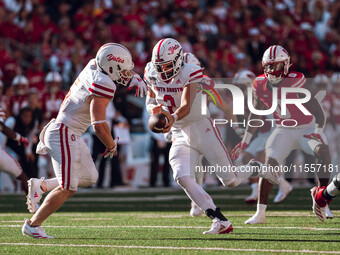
(0, 187, 339, 254)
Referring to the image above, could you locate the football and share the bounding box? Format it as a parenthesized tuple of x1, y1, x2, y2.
(148, 113, 169, 133)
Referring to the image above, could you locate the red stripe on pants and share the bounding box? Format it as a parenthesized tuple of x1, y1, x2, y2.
(60, 124, 65, 188)
(65, 126, 71, 190)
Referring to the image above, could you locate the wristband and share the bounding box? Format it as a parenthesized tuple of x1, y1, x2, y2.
(241, 132, 253, 144)
(171, 113, 178, 122)
(91, 120, 106, 125)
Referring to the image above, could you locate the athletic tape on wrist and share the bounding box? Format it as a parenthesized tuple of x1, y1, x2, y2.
(91, 120, 106, 125)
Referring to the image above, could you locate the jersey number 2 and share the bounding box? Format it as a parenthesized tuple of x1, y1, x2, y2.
(163, 95, 176, 114)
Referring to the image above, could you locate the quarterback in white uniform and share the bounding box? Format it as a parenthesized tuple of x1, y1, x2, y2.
(22, 43, 147, 239)
(145, 38, 279, 234)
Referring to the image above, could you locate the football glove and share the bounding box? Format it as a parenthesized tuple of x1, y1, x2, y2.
(102, 137, 119, 158)
(231, 142, 248, 160)
(303, 128, 327, 144)
(128, 74, 148, 97)
(15, 133, 29, 147)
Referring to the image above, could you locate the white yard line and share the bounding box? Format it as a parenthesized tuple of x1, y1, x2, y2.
(1, 224, 340, 231)
(0, 243, 339, 254)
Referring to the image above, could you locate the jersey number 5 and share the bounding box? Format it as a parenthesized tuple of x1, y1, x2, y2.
(163, 95, 176, 114)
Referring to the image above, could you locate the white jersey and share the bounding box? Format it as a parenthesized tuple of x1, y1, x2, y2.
(56, 59, 116, 136)
(144, 62, 205, 131)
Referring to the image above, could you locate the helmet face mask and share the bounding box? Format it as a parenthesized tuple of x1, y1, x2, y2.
(115, 69, 134, 86)
(96, 43, 134, 86)
(152, 38, 183, 81)
(262, 45, 291, 85)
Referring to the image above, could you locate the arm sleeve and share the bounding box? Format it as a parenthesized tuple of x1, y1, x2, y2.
(146, 95, 157, 115)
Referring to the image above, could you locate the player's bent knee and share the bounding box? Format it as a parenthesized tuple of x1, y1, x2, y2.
(223, 178, 241, 188)
(176, 175, 193, 188)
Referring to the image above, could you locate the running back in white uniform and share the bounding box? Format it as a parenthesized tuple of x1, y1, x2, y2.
(37, 59, 116, 191)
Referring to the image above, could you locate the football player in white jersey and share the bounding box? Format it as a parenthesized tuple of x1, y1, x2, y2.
(22, 43, 147, 239)
(0, 107, 29, 193)
(183, 52, 241, 217)
(144, 38, 279, 234)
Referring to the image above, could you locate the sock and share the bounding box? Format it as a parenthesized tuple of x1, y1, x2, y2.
(325, 182, 339, 198)
(251, 182, 258, 191)
(256, 203, 267, 214)
(177, 176, 216, 212)
(44, 178, 59, 192)
(205, 208, 228, 221)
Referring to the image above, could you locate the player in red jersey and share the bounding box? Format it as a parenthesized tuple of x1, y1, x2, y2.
(231, 45, 332, 224)
(9, 75, 29, 116)
(41, 71, 66, 123)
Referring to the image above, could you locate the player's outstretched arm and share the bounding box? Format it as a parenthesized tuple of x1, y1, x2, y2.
(0, 121, 28, 147)
(162, 82, 199, 133)
(90, 96, 117, 154)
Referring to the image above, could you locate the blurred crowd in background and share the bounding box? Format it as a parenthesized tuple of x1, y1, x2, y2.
(0, 0, 340, 190)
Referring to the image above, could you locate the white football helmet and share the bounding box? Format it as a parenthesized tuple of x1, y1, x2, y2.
(183, 52, 200, 66)
(12, 75, 29, 96)
(12, 75, 29, 86)
(96, 43, 134, 86)
(151, 38, 183, 81)
(232, 70, 256, 87)
(262, 45, 291, 84)
(331, 72, 340, 93)
(45, 71, 62, 83)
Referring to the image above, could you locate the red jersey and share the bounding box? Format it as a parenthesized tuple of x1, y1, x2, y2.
(332, 93, 340, 124)
(10, 95, 28, 116)
(252, 71, 313, 126)
(42, 91, 66, 120)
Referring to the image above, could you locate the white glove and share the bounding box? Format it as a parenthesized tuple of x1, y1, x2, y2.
(128, 74, 148, 97)
(102, 137, 119, 158)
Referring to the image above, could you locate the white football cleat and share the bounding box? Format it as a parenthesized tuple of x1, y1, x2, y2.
(203, 218, 233, 234)
(325, 204, 334, 219)
(274, 178, 293, 203)
(310, 187, 326, 221)
(245, 183, 258, 204)
(245, 212, 266, 224)
(190, 202, 203, 217)
(27, 177, 45, 213)
(249, 159, 280, 185)
(22, 219, 54, 239)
